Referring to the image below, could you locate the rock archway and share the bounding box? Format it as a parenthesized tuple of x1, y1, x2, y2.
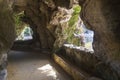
(0, 0, 120, 80)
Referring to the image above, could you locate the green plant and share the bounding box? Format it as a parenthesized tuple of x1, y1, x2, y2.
(13, 11, 26, 36)
(64, 5, 81, 46)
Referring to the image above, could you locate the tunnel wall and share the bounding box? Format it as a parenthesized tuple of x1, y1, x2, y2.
(0, 0, 16, 80)
(12, 0, 73, 49)
(12, 1, 120, 79)
(80, 0, 120, 79)
(52, 0, 120, 79)
(54, 0, 120, 80)
(57, 46, 119, 80)
(81, 0, 120, 61)
(1, 0, 119, 80)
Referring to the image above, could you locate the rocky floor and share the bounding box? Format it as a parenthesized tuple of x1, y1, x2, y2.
(7, 51, 72, 80)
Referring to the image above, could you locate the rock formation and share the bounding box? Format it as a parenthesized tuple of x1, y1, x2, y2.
(80, 0, 120, 79)
(0, 0, 16, 80)
(0, 0, 120, 80)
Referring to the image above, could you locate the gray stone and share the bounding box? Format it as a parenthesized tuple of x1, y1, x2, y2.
(0, 69, 7, 80)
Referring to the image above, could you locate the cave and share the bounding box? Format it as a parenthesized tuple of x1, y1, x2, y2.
(0, 0, 120, 80)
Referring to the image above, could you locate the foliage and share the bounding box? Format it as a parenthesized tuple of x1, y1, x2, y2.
(64, 5, 81, 46)
(73, 5, 81, 14)
(68, 5, 81, 27)
(13, 11, 26, 36)
(68, 15, 79, 27)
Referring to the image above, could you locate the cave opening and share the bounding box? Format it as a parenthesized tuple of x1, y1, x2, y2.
(66, 5, 94, 52)
(51, 4, 94, 52)
(0, 0, 120, 80)
(11, 11, 42, 51)
(16, 26, 33, 41)
(14, 11, 33, 41)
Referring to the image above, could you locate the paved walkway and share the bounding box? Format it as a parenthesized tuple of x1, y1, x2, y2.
(7, 51, 72, 80)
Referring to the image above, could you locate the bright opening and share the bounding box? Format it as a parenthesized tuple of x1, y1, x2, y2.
(16, 26, 33, 41)
(14, 11, 33, 41)
(51, 5, 94, 52)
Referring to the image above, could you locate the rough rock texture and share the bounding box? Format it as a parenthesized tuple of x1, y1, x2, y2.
(80, 0, 120, 79)
(50, 6, 74, 51)
(3, 0, 120, 80)
(59, 46, 119, 80)
(52, 0, 120, 79)
(12, 0, 74, 49)
(81, 0, 120, 62)
(25, 0, 55, 49)
(0, 0, 16, 80)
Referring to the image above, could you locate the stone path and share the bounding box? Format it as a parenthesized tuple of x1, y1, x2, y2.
(7, 51, 72, 80)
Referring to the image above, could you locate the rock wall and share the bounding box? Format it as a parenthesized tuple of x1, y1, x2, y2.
(48, 0, 120, 79)
(59, 46, 119, 80)
(24, 0, 55, 49)
(0, 0, 16, 80)
(79, 0, 120, 79)
(12, 0, 73, 49)
(81, 0, 120, 62)
(10, 0, 120, 79)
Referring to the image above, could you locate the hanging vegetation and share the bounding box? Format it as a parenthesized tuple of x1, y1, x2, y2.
(64, 5, 81, 46)
(13, 11, 27, 37)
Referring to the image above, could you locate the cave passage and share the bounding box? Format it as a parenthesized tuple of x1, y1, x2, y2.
(7, 50, 72, 80)
(0, 0, 120, 80)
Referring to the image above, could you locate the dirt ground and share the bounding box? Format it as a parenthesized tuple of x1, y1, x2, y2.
(7, 51, 72, 80)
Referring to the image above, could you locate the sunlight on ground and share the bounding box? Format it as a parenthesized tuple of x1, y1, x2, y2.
(38, 64, 59, 80)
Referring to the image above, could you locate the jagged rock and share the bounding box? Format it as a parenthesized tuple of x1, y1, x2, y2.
(0, 0, 119, 80)
(12, 0, 120, 79)
(0, 0, 15, 80)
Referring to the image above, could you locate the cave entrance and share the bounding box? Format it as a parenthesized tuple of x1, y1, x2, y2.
(16, 26, 33, 41)
(63, 17, 94, 52)
(14, 11, 33, 41)
(72, 21, 94, 51)
(12, 11, 41, 51)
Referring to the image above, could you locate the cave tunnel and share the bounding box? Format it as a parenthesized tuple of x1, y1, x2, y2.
(0, 0, 120, 80)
